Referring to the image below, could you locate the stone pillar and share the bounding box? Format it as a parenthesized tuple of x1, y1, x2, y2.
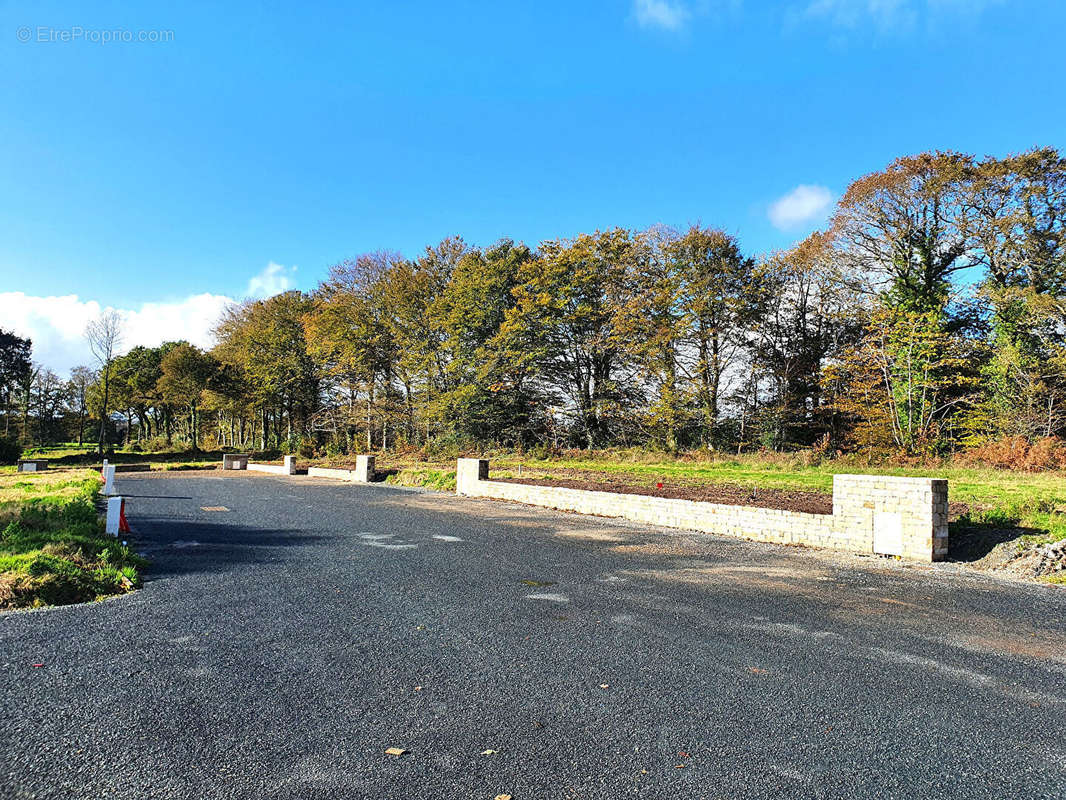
(355, 455, 375, 482)
(222, 454, 249, 470)
(456, 458, 489, 495)
(283, 455, 297, 475)
(832, 475, 949, 562)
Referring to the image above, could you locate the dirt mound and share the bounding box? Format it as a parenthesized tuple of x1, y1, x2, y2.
(969, 536, 1066, 580)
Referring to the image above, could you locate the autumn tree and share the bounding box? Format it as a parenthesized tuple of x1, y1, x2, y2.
(431, 239, 543, 446)
(748, 233, 862, 450)
(214, 291, 318, 450)
(158, 343, 218, 450)
(305, 252, 396, 451)
(832, 151, 975, 312)
(501, 229, 639, 448)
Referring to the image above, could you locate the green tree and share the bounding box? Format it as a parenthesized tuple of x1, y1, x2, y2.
(158, 343, 219, 450)
(501, 229, 638, 448)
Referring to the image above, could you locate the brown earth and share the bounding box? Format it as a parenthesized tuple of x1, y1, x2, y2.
(495, 475, 836, 515)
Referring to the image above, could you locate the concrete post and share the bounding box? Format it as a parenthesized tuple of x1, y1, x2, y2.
(102, 464, 117, 496)
(283, 455, 297, 475)
(355, 455, 375, 482)
(456, 458, 489, 495)
(106, 496, 123, 535)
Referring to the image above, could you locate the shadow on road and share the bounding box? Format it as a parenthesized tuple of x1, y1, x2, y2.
(130, 517, 325, 579)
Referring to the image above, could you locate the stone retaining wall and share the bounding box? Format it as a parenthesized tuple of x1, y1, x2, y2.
(245, 456, 296, 476)
(456, 459, 948, 562)
(307, 456, 375, 483)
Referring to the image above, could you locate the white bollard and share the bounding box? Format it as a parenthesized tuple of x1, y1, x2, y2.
(106, 497, 123, 536)
(102, 464, 117, 496)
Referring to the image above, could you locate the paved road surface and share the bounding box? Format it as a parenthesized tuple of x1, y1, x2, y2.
(3, 472, 1065, 799)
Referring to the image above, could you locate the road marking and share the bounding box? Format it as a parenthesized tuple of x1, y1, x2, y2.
(201, 506, 229, 512)
(358, 532, 417, 550)
(526, 592, 569, 603)
(432, 534, 464, 542)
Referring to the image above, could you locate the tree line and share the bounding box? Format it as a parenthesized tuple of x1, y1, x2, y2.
(2, 147, 1063, 459)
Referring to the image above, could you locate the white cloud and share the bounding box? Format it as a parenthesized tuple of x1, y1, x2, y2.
(247, 261, 297, 298)
(633, 0, 692, 31)
(768, 184, 834, 230)
(0, 291, 235, 375)
(0, 262, 298, 374)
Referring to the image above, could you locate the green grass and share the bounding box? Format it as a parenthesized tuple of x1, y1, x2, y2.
(384, 467, 457, 492)
(0, 469, 145, 610)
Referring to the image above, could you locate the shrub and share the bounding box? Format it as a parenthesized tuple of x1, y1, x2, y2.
(963, 436, 1066, 471)
(0, 437, 22, 465)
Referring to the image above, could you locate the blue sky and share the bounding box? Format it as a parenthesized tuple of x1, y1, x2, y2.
(1, 0, 1064, 370)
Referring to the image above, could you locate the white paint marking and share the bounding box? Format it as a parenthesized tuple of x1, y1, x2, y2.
(526, 592, 570, 603)
(358, 532, 417, 550)
(432, 535, 464, 543)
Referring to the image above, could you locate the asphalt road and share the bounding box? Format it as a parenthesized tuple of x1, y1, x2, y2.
(2, 472, 1065, 800)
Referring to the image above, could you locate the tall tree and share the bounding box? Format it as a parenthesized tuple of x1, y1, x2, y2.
(832, 151, 975, 312)
(502, 229, 638, 448)
(670, 225, 764, 447)
(158, 343, 218, 450)
(85, 310, 123, 454)
(0, 329, 32, 439)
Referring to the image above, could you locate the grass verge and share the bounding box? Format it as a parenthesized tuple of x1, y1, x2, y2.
(0, 468, 145, 610)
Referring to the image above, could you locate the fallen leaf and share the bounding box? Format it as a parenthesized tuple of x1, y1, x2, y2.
(599, 683, 609, 689)
(495, 795, 512, 800)
(414, 686, 423, 691)
(748, 667, 768, 675)
(481, 749, 497, 755)
(384, 747, 407, 757)
(675, 764, 686, 769)
(679, 751, 690, 758)
(31, 663, 44, 668)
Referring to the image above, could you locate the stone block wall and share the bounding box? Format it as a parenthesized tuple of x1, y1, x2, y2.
(455, 459, 948, 562)
(246, 456, 296, 476)
(308, 455, 375, 483)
